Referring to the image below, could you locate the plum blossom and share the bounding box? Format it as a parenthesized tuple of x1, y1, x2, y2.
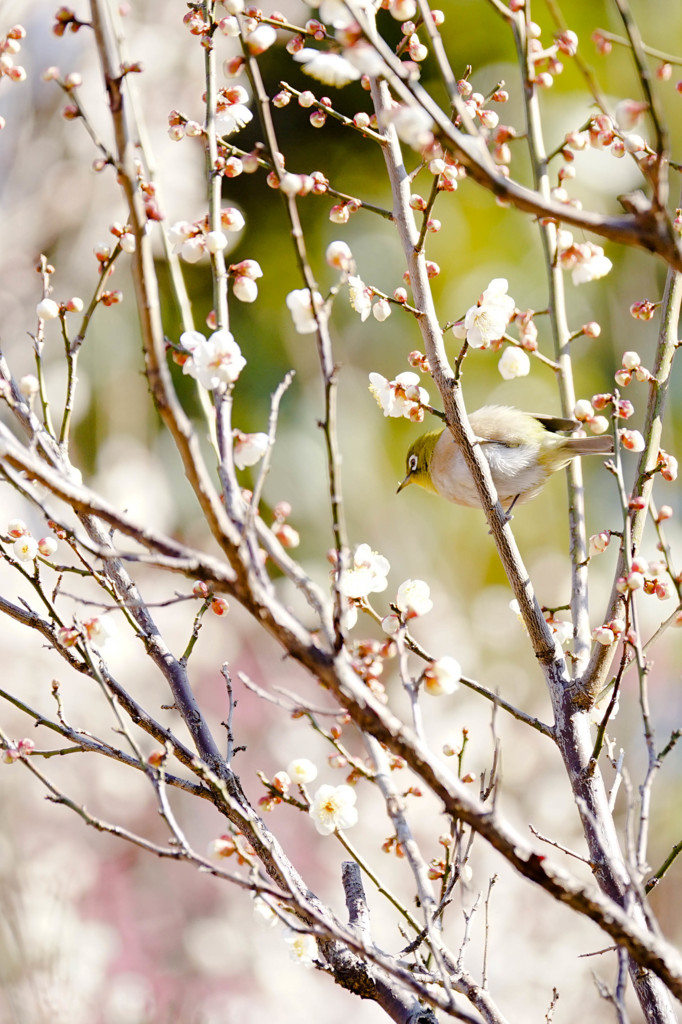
(253, 896, 279, 927)
(338, 543, 390, 600)
(284, 931, 318, 967)
(383, 105, 434, 148)
(463, 278, 516, 348)
(310, 0, 373, 28)
(309, 783, 358, 835)
(589, 531, 611, 556)
(348, 275, 372, 321)
(558, 234, 613, 285)
(287, 758, 318, 785)
(233, 431, 269, 470)
(423, 656, 461, 696)
(83, 616, 116, 649)
(294, 49, 361, 87)
(343, 41, 387, 77)
(36, 298, 60, 320)
(326, 240, 354, 271)
(181, 329, 246, 389)
(13, 536, 38, 562)
(286, 288, 327, 333)
(368, 371, 429, 419)
(245, 24, 277, 54)
(498, 346, 530, 380)
(396, 579, 433, 618)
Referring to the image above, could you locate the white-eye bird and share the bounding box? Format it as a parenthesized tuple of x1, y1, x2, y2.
(398, 405, 614, 509)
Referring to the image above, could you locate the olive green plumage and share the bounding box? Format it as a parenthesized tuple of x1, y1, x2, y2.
(398, 405, 614, 509)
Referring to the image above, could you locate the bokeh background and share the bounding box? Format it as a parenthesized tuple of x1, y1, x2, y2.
(1, 1, 682, 1021)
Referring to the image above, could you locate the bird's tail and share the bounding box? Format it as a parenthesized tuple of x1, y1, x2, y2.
(562, 435, 614, 456)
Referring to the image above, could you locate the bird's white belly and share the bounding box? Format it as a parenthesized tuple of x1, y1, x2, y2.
(430, 435, 546, 507)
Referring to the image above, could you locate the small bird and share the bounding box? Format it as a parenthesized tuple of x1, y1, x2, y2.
(398, 405, 614, 510)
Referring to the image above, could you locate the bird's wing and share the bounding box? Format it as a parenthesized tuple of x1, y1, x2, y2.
(532, 413, 579, 434)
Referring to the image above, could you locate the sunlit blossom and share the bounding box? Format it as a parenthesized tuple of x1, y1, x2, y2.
(182, 329, 246, 389)
(309, 783, 358, 835)
(463, 278, 516, 348)
(396, 579, 433, 618)
(284, 931, 318, 967)
(233, 431, 269, 470)
(13, 536, 38, 562)
(348, 275, 372, 321)
(338, 543, 390, 599)
(498, 346, 530, 380)
(294, 49, 360, 87)
(286, 288, 326, 333)
(368, 371, 428, 419)
(423, 656, 461, 696)
(287, 758, 318, 785)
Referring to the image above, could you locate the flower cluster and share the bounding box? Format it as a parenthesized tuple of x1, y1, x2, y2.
(615, 557, 675, 600)
(5, 519, 58, 564)
(573, 399, 609, 435)
(368, 371, 429, 421)
(452, 278, 516, 349)
(614, 350, 653, 387)
(180, 329, 246, 389)
(2, 737, 34, 763)
(557, 232, 613, 285)
(169, 210, 248, 265)
(0, 23, 27, 93)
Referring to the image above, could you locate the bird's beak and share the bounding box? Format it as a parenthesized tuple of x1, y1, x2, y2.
(396, 471, 412, 494)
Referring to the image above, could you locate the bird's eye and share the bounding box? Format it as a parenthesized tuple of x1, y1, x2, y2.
(408, 453, 419, 472)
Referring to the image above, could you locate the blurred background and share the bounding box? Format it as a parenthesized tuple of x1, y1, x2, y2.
(1, 0, 682, 1021)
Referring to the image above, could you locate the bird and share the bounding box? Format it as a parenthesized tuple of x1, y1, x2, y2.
(398, 405, 614, 510)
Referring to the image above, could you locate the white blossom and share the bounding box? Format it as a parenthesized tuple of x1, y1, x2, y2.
(343, 41, 387, 77)
(233, 431, 269, 470)
(463, 278, 515, 348)
(205, 230, 228, 254)
(309, 783, 358, 835)
(253, 896, 279, 927)
(384, 105, 434, 149)
(36, 298, 60, 320)
(368, 371, 428, 419)
(19, 374, 39, 397)
(180, 236, 206, 263)
(423, 656, 461, 696)
(286, 288, 326, 334)
(311, 0, 373, 28)
(372, 299, 391, 322)
(287, 758, 318, 785)
(232, 276, 258, 302)
(222, 207, 246, 232)
(348, 275, 372, 321)
(326, 240, 354, 270)
(571, 247, 613, 285)
(245, 24, 277, 54)
(182, 330, 246, 389)
(338, 543, 390, 599)
(498, 346, 530, 380)
(294, 49, 360, 87)
(284, 931, 318, 967)
(13, 536, 38, 562)
(83, 615, 116, 649)
(396, 579, 433, 618)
